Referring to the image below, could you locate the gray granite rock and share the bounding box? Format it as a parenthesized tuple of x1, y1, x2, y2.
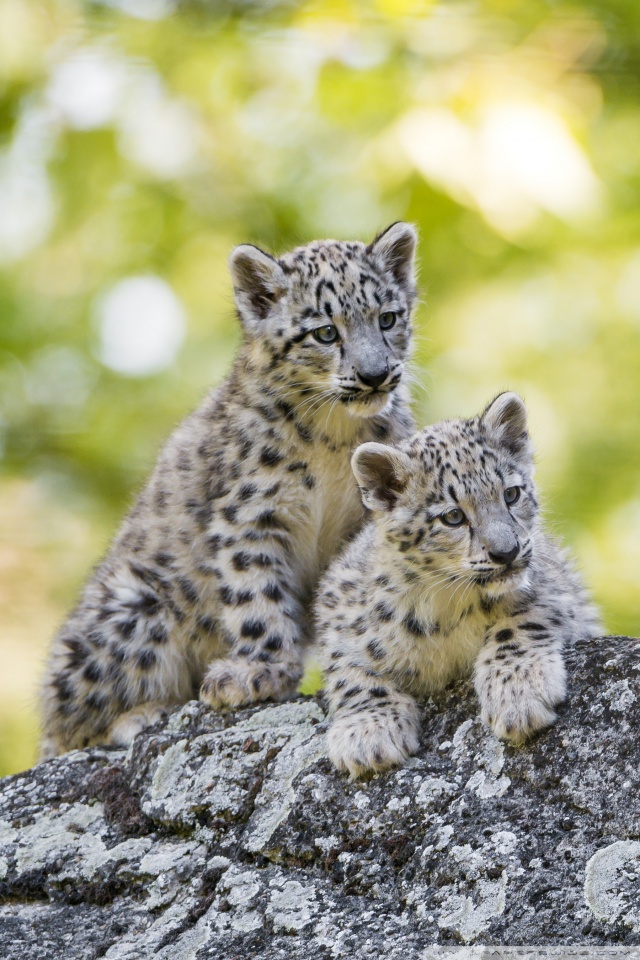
(0, 636, 638, 958)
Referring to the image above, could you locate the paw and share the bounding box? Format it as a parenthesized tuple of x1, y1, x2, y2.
(200, 658, 301, 710)
(327, 707, 420, 778)
(483, 697, 557, 744)
(107, 702, 170, 748)
(476, 650, 566, 744)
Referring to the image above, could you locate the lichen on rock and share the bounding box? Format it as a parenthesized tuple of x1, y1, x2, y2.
(0, 637, 638, 958)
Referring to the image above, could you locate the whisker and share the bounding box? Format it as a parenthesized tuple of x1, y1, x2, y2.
(286, 388, 337, 419)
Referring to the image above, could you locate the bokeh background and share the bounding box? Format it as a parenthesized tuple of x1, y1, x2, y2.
(1, 0, 639, 776)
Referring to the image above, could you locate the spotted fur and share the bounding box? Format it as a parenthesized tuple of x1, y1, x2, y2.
(318, 393, 601, 778)
(40, 223, 418, 757)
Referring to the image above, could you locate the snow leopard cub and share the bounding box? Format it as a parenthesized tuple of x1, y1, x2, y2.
(318, 392, 601, 778)
(40, 222, 418, 758)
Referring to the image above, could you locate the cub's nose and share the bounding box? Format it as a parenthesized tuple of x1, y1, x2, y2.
(357, 367, 388, 390)
(488, 545, 519, 565)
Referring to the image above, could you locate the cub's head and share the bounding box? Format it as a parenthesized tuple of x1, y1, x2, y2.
(352, 393, 540, 596)
(229, 223, 417, 418)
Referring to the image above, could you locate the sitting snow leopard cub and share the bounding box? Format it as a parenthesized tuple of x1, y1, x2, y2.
(40, 222, 418, 758)
(318, 392, 601, 777)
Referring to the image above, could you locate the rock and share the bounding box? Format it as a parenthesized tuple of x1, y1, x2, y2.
(0, 636, 639, 957)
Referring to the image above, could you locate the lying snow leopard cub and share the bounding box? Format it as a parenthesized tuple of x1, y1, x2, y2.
(41, 222, 418, 758)
(318, 392, 601, 777)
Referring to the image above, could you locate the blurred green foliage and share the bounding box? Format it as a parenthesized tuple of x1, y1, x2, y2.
(0, 0, 639, 774)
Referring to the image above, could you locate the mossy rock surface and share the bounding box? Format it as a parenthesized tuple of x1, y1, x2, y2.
(0, 636, 638, 958)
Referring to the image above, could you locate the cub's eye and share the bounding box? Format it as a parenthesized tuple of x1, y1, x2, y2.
(312, 325, 339, 344)
(441, 508, 465, 527)
(504, 486, 521, 505)
(379, 311, 397, 330)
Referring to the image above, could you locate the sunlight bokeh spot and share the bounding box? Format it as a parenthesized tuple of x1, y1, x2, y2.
(95, 0, 177, 20)
(46, 49, 126, 130)
(0, 165, 53, 264)
(117, 74, 199, 179)
(397, 102, 600, 236)
(96, 276, 186, 377)
(479, 103, 601, 221)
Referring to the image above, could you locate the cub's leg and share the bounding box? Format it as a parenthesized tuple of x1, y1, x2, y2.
(323, 660, 421, 778)
(199, 539, 305, 709)
(474, 612, 567, 744)
(40, 562, 194, 757)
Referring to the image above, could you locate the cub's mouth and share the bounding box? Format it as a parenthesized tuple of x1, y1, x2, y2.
(473, 563, 530, 588)
(340, 382, 399, 403)
(341, 388, 396, 417)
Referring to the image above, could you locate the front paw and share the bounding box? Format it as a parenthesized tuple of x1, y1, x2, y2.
(477, 651, 567, 744)
(107, 702, 170, 748)
(483, 696, 557, 744)
(327, 707, 420, 778)
(200, 658, 301, 710)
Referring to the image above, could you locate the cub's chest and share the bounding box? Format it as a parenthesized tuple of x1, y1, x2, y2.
(292, 446, 364, 587)
(388, 596, 489, 693)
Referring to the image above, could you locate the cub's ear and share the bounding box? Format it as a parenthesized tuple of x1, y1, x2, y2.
(351, 442, 413, 512)
(366, 222, 417, 296)
(481, 392, 532, 461)
(229, 244, 287, 330)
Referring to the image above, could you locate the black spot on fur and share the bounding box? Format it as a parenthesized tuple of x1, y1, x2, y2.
(65, 638, 89, 669)
(153, 551, 174, 568)
(219, 586, 234, 605)
(54, 673, 73, 703)
(118, 619, 137, 641)
(137, 649, 157, 671)
(260, 447, 283, 467)
(132, 591, 161, 615)
(374, 602, 394, 622)
(196, 615, 216, 635)
(262, 582, 283, 602)
(241, 620, 266, 640)
(82, 660, 103, 684)
(207, 534, 222, 556)
(86, 691, 108, 712)
(403, 613, 426, 636)
(256, 510, 288, 531)
(367, 640, 385, 661)
(177, 578, 199, 604)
